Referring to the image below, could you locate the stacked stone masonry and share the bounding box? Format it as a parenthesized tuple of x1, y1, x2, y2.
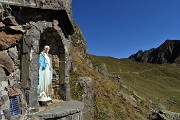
(0, 0, 84, 119)
(0, 0, 72, 17)
(0, 17, 22, 119)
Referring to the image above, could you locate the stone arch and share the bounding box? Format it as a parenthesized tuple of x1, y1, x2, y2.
(39, 27, 66, 100)
(21, 21, 71, 109)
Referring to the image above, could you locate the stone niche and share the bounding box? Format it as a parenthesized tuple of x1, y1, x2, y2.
(0, 3, 74, 119)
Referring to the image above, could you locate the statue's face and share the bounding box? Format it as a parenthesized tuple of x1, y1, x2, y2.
(45, 47, 50, 53)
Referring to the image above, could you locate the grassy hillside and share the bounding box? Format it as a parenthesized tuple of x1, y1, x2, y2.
(70, 47, 148, 120)
(90, 55, 180, 113)
(70, 21, 180, 119)
(70, 22, 149, 120)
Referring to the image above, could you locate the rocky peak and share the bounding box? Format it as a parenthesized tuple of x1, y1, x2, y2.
(129, 40, 180, 64)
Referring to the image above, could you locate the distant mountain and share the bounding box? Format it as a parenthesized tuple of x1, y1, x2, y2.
(129, 40, 180, 64)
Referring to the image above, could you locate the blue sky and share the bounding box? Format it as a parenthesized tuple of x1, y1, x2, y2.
(72, 0, 180, 58)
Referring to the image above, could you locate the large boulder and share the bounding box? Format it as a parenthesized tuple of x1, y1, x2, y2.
(95, 63, 109, 77)
(77, 77, 94, 118)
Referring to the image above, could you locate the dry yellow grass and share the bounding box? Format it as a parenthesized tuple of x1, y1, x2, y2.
(70, 47, 147, 120)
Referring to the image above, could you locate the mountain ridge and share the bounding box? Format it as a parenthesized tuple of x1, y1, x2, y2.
(129, 40, 180, 64)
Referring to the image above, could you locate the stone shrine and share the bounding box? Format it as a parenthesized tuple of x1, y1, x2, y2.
(0, 0, 83, 119)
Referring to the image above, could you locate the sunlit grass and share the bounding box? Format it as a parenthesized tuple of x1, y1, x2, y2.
(70, 21, 150, 120)
(90, 55, 180, 113)
(70, 47, 147, 120)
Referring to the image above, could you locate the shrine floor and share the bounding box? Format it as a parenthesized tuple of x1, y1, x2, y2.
(29, 100, 84, 120)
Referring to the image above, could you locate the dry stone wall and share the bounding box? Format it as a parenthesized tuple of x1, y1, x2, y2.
(0, 19, 22, 119)
(0, 3, 74, 119)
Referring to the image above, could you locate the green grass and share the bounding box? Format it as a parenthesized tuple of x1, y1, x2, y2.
(90, 55, 180, 113)
(69, 47, 148, 120)
(70, 21, 180, 119)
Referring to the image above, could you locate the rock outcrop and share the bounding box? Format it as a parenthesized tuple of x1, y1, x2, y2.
(129, 40, 180, 64)
(149, 110, 180, 120)
(71, 21, 88, 58)
(77, 77, 94, 118)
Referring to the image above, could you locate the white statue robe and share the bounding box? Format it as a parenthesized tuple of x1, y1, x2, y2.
(38, 52, 52, 96)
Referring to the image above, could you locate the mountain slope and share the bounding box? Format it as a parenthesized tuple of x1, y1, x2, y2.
(70, 21, 180, 120)
(129, 40, 180, 64)
(90, 55, 180, 113)
(70, 22, 149, 120)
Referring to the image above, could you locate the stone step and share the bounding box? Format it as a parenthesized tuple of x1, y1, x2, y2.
(30, 100, 84, 120)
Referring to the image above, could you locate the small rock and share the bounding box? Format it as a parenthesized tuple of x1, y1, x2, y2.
(121, 93, 137, 108)
(0, 51, 14, 74)
(0, 99, 4, 106)
(0, 67, 6, 81)
(1, 95, 8, 101)
(0, 87, 4, 91)
(8, 88, 17, 97)
(9, 26, 25, 33)
(8, 86, 22, 97)
(3, 109, 11, 120)
(20, 99, 27, 108)
(1, 81, 8, 87)
(3, 16, 18, 26)
(8, 46, 18, 60)
(1, 91, 8, 96)
(12, 85, 22, 94)
(0, 22, 5, 28)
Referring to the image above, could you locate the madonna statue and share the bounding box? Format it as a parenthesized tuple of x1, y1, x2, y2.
(38, 45, 53, 103)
